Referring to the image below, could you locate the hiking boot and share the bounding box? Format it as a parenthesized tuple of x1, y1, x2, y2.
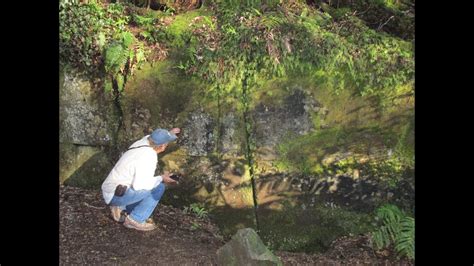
(123, 216, 157, 231)
(110, 206, 125, 223)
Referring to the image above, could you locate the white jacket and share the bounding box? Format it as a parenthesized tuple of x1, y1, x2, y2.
(101, 135, 163, 204)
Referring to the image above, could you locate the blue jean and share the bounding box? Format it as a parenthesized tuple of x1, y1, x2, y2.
(109, 183, 166, 223)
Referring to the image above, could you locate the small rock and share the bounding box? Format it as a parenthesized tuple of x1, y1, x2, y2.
(216, 228, 282, 266)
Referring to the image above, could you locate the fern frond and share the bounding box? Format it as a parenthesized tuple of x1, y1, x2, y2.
(261, 13, 285, 30)
(121, 31, 134, 48)
(396, 216, 415, 259)
(371, 204, 414, 260)
(105, 42, 129, 75)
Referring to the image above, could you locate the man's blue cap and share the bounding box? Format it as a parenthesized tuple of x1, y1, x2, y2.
(150, 129, 177, 145)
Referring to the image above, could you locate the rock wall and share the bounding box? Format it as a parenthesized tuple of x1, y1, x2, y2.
(59, 63, 414, 252)
(59, 67, 117, 185)
(59, 68, 116, 146)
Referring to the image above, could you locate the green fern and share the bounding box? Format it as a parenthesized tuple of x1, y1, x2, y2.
(132, 14, 154, 27)
(183, 203, 209, 219)
(396, 216, 414, 259)
(121, 31, 134, 48)
(104, 31, 145, 76)
(260, 13, 285, 30)
(371, 204, 414, 259)
(104, 43, 128, 74)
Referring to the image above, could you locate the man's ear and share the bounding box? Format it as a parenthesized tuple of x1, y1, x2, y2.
(156, 144, 167, 151)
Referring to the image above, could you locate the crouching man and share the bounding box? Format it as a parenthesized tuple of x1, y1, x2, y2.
(101, 128, 180, 231)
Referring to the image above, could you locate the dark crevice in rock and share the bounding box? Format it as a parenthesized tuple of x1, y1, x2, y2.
(215, 89, 222, 158)
(242, 74, 260, 233)
(111, 77, 125, 156)
(70, 143, 108, 148)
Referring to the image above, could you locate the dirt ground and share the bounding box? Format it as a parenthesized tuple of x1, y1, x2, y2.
(60, 185, 413, 265)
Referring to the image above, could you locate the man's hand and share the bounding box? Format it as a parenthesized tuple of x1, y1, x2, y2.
(162, 172, 177, 184)
(169, 128, 181, 135)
